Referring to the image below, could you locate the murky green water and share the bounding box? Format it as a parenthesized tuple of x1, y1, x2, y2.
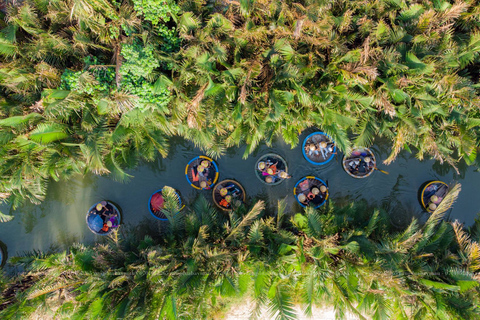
(1, 131, 479, 257)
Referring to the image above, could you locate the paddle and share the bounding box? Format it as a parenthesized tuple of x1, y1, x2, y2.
(374, 167, 389, 175)
(345, 157, 389, 175)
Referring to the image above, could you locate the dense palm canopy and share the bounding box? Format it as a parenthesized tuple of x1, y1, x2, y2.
(1, 195, 480, 319)
(172, 0, 480, 162)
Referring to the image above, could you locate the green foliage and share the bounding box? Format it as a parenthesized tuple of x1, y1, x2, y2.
(156, 24, 181, 53)
(1, 198, 480, 319)
(120, 42, 171, 106)
(132, 0, 180, 25)
(120, 43, 160, 77)
(60, 67, 115, 95)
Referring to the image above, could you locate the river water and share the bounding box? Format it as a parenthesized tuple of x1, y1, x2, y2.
(0, 131, 479, 258)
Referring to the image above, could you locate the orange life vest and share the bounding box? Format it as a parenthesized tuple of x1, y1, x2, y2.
(219, 199, 230, 208)
(191, 168, 199, 182)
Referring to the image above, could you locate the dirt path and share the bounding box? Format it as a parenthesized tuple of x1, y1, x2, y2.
(222, 299, 360, 320)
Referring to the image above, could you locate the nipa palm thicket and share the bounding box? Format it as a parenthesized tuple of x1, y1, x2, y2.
(1, 195, 480, 319)
(172, 0, 480, 162)
(0, 0, 179, 213)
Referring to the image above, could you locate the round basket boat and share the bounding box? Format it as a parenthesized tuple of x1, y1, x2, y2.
(148, 188, 182, 221)
(185, 156, 219, 190)
(342, 147, 376, 179)
(420, 181, 450, 213)
(86, 201, 121, 236)
(0, 244, 5, 268)
(294, 176, 329, 208)
(255, 153, 291, 185)
(212, 179, 246, 211)
(302, 132, 336, 165)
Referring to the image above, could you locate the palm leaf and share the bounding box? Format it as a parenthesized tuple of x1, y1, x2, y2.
(29, 123, 69, 144)
(267, 281, 297, 320)
(0, 113, 43, 129)
(0, 209, 14, 223)
(432, 183, 461, 216)
(276, 198, 287, 229)
(225, 201, 265, 242)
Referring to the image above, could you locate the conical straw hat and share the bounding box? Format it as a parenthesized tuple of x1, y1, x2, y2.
(200, 181, 207, 189)
(258, 162, 266, 170)
(312, 187, 320, 195)
(220, 188, 228, 196)
(320, 185, 327, 193)
(298, 194, 307, 202)
(201, 160, 209, 167)
(429, 203, 437, 211)
(320, 141, 327, 148)
(279, 171, 288, 179)
(96, 203, 103, 211)
(265, 176, 273, 183)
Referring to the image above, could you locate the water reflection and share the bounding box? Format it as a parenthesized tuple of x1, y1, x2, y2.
(0, 133, 479, 257)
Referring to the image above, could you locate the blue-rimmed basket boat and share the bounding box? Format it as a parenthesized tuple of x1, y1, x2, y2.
(212, 179, 246, 211)
(255, 153, 290, 185)
(86, 201, 121, 235)
(342, 147, 376, 179)
(185, 156, 219, 190)
(420, 181, 449, 213)
(294, 176, 329, 208)
(148, 188, 182, 221)
(0, 243, 5, 268)
(302, 132, 336, 165)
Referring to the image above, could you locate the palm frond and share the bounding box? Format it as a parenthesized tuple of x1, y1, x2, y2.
(432, 183, 461, 216)
(225, 201, 265, 242)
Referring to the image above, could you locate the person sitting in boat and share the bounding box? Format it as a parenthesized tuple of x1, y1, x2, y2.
(361, 156, 374, 173)
(348, 159, 360, 174)
(307, 187, 320, 202)
(223, 184, 241, 197)
(278, 171, 291, 180)
(318, 141, 329, 159)
(266, 162, 278, 176)
(297, 193, 308, 205)
(258, 161, 267, 172)
(201, 160, 210, 168)
(265, 176, 274, 184)
(218, 192, 234, 209)
(101, 220, 113, 232)
(306, 143, 319, 156)
(199, 180, 211, 189)
(427, 195, 442, 212)
(219, 197, 231, 209)
(431, 195, 442, 203)
(364, 156, 373, 166)
(326, 143, 335, 155)
(319, 185, 327, 197)
(198, 164, 208, 179)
